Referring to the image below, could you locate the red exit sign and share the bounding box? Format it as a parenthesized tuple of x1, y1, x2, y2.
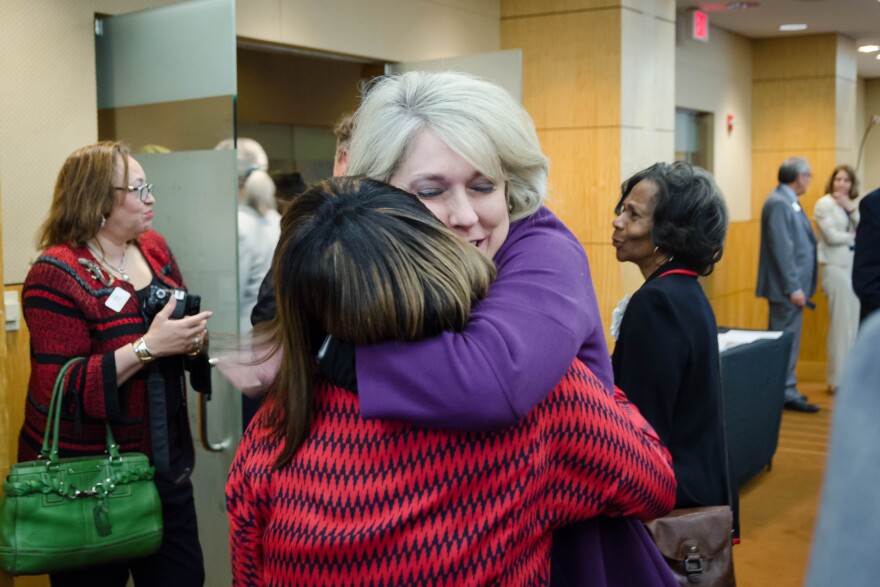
(692, 10, 709, 42)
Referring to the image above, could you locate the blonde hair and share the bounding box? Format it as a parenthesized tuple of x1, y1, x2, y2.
(346, 71, 548, 220)
(214, 137, 269, 187)
(242, 169, 277, 216)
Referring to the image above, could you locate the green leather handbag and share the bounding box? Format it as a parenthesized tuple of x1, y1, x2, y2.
(0, 358, 163, 575)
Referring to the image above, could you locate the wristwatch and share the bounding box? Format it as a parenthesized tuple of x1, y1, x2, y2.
(131, 337, 155, 364)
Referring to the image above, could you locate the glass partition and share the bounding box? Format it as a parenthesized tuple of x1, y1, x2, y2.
(95, 1, 238, 584)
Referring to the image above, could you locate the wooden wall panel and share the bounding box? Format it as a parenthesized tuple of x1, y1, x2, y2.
(237, 48, 364, 128)
(1, 286, 43, 587)
(752, 80, 836, 152)
(98, 96, 234, 153)
(2, 286, 29, 467)
(753, 35, 839, 81)
(704, 221, 766, 330)
(502, 1, 628, 335)
(748, 35, 852, 383)
(801, 151, 838, 222)
(702, 220, 760, 299)
(502, 0, 619, 18)
(502, 0, 672, 19)
(502, 0, 674, 339)
(583, 243, 622, 349)
(710, 291, 767, 331)
(501, 10, 622, 129)
(538, 128, 621, 244)
(0, 183, 9, 587)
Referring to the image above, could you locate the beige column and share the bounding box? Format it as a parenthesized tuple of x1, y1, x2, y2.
(501, 0, 675, 339)
(749, 34, 857, 381)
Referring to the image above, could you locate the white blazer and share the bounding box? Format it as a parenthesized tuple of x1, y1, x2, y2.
(814, 194, 859, 266)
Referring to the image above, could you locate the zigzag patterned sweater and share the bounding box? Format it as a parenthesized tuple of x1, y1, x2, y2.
(227, 360, 675, 586)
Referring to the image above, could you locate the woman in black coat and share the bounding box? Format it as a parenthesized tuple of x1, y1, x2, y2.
(610, 161, 734, 527)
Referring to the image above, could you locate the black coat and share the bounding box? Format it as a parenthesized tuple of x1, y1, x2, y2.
(612, 260, 728, 511)
(854, 188, 880, 323)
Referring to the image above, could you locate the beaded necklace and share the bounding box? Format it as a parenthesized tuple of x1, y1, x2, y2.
(87, 241, 129, 282)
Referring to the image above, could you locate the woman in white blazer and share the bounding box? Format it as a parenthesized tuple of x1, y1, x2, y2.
(813, 164, 860, 393)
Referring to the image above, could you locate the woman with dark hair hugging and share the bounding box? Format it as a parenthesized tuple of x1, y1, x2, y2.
(226, 176, 676, 586)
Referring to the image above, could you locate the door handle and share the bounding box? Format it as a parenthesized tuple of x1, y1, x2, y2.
(197, 358, 230, 452)
(199, 390, 230, 452)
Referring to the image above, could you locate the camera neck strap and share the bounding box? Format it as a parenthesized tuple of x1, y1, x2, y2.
(146, 369, 171, 475)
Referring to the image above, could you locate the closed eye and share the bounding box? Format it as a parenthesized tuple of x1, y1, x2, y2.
(470, 183, 496, 194)
(415, 188, 444, 198)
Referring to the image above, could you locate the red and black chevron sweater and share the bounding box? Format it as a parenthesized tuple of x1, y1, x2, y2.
(226, 360, 676, 586)
(18, 231, 188, 461)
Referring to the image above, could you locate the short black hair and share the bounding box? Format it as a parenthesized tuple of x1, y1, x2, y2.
(617, 161, 729, 275)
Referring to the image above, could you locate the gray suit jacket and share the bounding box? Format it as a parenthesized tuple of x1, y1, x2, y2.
(756, 185, 817, 302)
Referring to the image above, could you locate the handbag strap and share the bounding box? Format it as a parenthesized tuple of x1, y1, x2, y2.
(40, 357, 84, 462)
(39, 357, 120, 464)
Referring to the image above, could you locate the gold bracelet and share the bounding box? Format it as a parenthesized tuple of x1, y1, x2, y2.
(131, 337, 155, 364)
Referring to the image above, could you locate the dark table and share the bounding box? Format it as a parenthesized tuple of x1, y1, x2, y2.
(719, 330, 794, 488)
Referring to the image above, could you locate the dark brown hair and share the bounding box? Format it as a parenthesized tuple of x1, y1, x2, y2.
(264, 176, 495, 468)
(823, 164, 859, 200)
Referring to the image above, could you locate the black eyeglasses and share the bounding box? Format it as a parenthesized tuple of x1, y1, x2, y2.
(114, 183, 154, 202)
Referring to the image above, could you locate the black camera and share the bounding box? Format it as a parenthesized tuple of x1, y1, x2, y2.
(142, 286, 201, 320)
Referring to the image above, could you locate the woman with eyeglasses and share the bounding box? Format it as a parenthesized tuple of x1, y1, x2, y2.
(18, 141, 213, 586)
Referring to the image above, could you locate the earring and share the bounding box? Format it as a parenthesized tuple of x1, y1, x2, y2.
(100, 216, 106, 229)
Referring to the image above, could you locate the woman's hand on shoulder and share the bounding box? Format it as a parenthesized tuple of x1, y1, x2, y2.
(142, 296, 213, 358)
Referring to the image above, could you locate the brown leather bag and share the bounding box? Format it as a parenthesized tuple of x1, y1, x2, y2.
(644, 506, 735, 586)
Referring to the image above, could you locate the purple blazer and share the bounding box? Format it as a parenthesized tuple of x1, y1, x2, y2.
(357, 206, 612, 428)
(356, 206, 675, 585)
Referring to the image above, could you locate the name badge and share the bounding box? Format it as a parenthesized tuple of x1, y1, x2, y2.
(105, 287, 131, 313)
(792, 201, 801, 213)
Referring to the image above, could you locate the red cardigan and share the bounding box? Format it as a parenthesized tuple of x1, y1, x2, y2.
(18, 231, 188, 461)
(226, 361, 676, 586)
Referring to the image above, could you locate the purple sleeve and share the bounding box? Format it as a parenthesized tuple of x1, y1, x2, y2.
(356, 207, 611, 430)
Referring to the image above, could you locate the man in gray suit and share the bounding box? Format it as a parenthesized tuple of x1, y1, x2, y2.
(756, 157, 820, 413)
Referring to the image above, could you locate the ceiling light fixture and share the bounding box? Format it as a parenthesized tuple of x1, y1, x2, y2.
(858, 45, 880, 53)
(778, 24, 808, 32)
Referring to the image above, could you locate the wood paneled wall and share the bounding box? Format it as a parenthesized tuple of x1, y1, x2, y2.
(502, 4, 624, 331)
(501, 0, 675, 339)
(0, 288, 46, 587)
(0, 181, 7, 587)
(701, 220, 766, 330)
(743, 34, 854, 382)
(237, 48, 364, 128)
(2, 286, 29, 469)
(501, 10, 848, 387)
